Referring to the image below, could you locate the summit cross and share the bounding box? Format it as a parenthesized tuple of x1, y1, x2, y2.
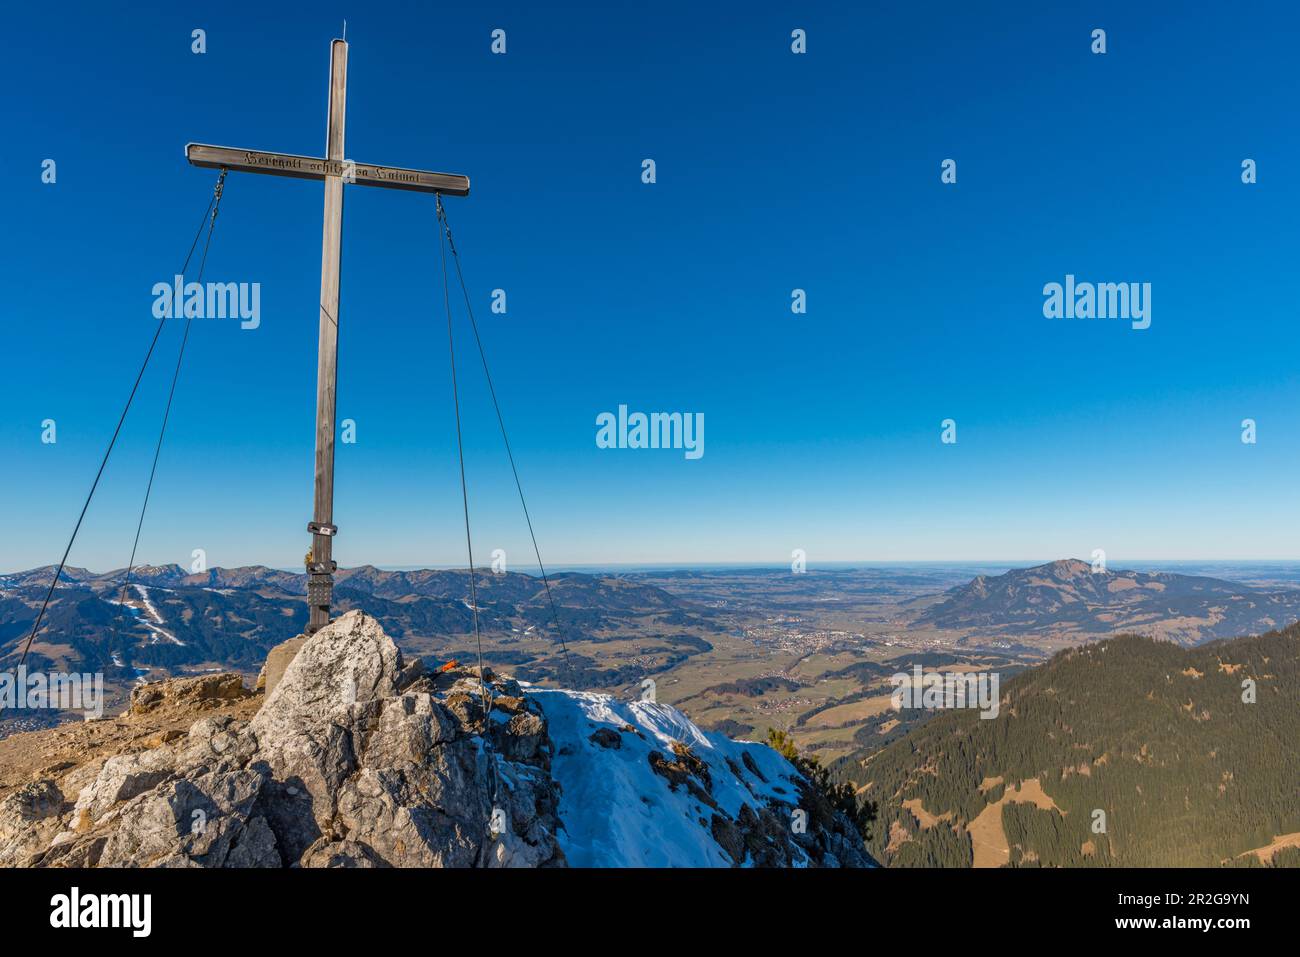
(186, 37, 470, 632)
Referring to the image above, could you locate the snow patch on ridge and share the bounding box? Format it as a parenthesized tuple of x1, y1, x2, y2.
(530, 687, 807, 867)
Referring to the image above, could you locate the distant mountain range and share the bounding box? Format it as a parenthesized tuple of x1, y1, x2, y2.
(914, 558, 1300, 645)
(0, 563, 681, 610)
(0, 564, 707, 699)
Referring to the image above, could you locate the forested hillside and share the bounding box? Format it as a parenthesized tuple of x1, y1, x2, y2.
(840, 623, 1300, 867)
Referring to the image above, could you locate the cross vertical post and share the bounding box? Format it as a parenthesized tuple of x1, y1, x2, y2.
(306, 38, 348, 632)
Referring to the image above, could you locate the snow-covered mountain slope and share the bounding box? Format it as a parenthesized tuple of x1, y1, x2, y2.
(531, 688, 875, 867)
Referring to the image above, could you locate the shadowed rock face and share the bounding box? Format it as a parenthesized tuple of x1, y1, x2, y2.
(3, 611, 564, 868)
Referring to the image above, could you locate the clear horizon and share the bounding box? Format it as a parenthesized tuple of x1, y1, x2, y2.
(10, 556, 1300, 579)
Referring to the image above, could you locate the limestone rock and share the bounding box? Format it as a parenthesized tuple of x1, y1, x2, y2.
(249, 610, 399, 832)
(256, 635, 308, 696)
(102, 609, 558, 868)
(74, 748, 177, 826)
(129, 672, 251, 717)
(0, 780, 65, 866)
(299, 837, 384, 868)
(93, 765, 274, 867)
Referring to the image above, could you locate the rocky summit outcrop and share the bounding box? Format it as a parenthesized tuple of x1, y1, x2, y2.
(0, 611, 874, 868)
(2, 612, 561, 867)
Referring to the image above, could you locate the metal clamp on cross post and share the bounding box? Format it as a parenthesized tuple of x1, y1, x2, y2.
(185, 37, 469, 634)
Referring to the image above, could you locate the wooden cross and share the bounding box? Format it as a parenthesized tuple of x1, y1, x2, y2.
(186, 38, 470, 633)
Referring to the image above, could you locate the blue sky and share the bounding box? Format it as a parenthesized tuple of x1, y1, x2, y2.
(2, 1, 1299, 572)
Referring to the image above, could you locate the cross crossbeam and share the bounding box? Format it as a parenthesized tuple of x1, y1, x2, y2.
(185, 144, 471, 196)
